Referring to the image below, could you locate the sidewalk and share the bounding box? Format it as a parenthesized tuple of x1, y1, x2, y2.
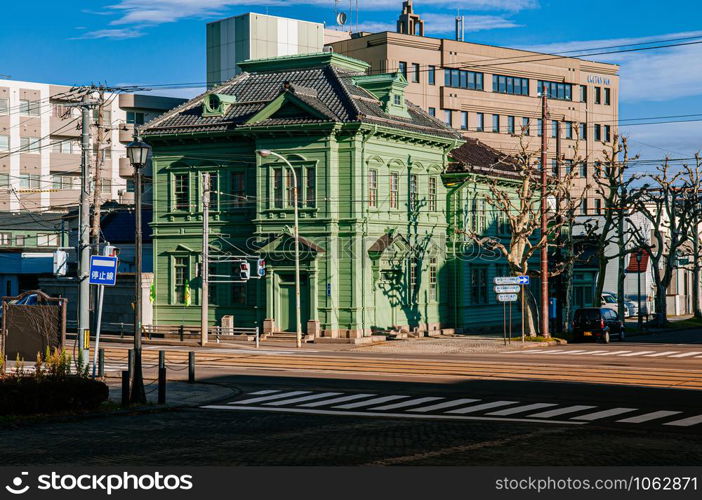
(107, 380, 236, 409)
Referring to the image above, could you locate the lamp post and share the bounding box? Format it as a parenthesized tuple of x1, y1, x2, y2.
(257, 149, 302, 348)
(126, 136, 151, 404)
(636, 249, 643, 334)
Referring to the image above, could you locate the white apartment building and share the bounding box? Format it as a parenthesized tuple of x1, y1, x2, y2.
(0, 80, 185, 213)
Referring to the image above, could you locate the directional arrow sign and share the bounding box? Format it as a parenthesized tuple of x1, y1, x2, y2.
(494, 276, 519, 285)
(517, 275, 530, 285)
(494, 285, 520, 294)
(497, 293, 519, 302)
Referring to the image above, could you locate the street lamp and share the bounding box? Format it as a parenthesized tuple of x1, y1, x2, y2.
(635, 249, 643, 334)
(257, 149, 302, 348)
(126, 136, 151, 404)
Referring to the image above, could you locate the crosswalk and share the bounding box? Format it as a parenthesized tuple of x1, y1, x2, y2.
(506, 348, 702, 359)
(202, 389, 702, 428)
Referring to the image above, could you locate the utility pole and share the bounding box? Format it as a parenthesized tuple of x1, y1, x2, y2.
(201, 172, 210, 346)
(78, 93, 93, 367)
(91, 87, 106, 251)
(540, 91, 550, 338)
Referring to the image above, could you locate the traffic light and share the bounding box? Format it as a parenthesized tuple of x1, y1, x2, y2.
(239, 261, 250, 281)
(257, 258, 266, 277)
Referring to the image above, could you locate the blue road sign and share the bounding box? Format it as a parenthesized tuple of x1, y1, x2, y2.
(517, 275, 530, 285)
(89, 256, 118, 286)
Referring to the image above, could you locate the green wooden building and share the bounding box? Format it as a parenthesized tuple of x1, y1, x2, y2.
(141, 52, 465, 339)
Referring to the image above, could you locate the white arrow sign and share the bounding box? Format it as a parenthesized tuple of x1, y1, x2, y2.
(494, 276, 530, 285)
(494, 285, 520, 294)
(497, 293, 519, 302)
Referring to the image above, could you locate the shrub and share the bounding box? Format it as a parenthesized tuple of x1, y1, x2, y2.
(0, 377, 109, 415)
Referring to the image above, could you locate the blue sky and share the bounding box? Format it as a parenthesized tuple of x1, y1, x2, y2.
(2, 0, 701, 162)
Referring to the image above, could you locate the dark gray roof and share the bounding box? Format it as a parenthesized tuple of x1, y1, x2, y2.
(448, 138, 520, 179)
(142, 63, 461, 141)
(0, 212, 65, 231)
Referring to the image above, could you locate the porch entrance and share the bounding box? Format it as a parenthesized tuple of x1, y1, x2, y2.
(278, 274, 310, 333)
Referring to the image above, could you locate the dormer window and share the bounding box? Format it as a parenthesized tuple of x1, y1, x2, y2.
(202, 93, 237, 117)
(394, 95, 401, 105)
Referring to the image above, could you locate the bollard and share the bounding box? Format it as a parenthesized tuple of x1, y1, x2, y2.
(98, 348, 105, 378)
(158, 366, 167, 404)
(121, 370, 130, 407)
(127, 349, 134, 380)
(159, 350, 165, 369)
(188, 351, 195, 383)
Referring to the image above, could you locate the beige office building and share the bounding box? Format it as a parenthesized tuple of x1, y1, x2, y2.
(329, 2, 619, 211)
(0, 80, 184, 212)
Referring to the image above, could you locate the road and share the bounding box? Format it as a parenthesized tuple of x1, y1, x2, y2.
(3, 332, 702, 465)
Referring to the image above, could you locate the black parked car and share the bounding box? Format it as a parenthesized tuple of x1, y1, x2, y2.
(572, 307, 625, 343)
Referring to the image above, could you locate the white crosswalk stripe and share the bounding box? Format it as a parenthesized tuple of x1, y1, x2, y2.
(445, 401, 518, 414)
(265, 392, 342, 406)
(644, 351, 679, 357)
(213, 390, 702, 428)
(664, 415, 702, 427)
(486, 403, 557, 416)
(370, 397, 444, 411)
(617, 410, 682, 423)
(592, 351, 631, 356)
(233, 391, 311, 405)
(670, 352, 702, 358)
(619, 351, 656, 357)
(334, 395, 409, 409)
(572, 408, 638, 421)
(408, 398, 480, 413)
(504, 348, 702, 359)
(299, 393, 376, 408)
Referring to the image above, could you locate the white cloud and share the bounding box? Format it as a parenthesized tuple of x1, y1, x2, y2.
(354, 21, 396, 33)
(93, 0, 537, 27)
(422, 13, 520, 34)
(72, 28, 144, 40)
(521, 31, 702, 103)
(623, 121, 702, 159)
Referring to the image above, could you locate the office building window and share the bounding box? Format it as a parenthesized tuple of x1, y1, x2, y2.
(0, 173, 8, 188)
(20, 137, 40, 153)
(492, 114, 500, 133)
(492, 75, 529, 96)
(580, 198, 588, 215)
(409, 174, 418, 210)
(173, 173, 189, 210)
(537, 119, 543, 137)
(551, 120, 558, 138)
(429, 257, 438, 301)
(604, 125, 611, 142)
(0, 135, 8, 151)
(594, 87, 601, 104)
(470, 266, 488, 305)
(19, 99, 40, 116)
(538, 80, 572, 100)
(579, 123, 587, 140)
(398, 61, 407, 79)
(604, 87, 611, 105)
(368, 169, 378, 207)
(428, 107, 436, 117)
(563, 159, 573, 175)
(174, 256, 188, 304)
(580, 85, 587, 103)
(507, 115, 515, 134)
(428, 65, 436, 85)
(476, 112, 484, 132)
(126, 111, 145, 125)
(565, 121, 573, 139)
(444, 69, 484, 90)
(594, 198, 602, 214)
(37, 233, 59, 247)
(19, 174, 40, 189)
(390, 172, 399, 209)
(551, 159, 558, 176)
(522, 117, 530, 136)
(231, 171, 246, 207)
(444, 110, 452, 127)
(0, 99, 7, 114)
(429, 176, 437, 212)
(594, 124, 602, 142)
(579, 162, 587, 178)
(411, 63, 420, 83)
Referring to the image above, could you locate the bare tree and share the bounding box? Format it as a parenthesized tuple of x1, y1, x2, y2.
(628, 159, 693, 326)
(581, 136, 639, 320)
(459, 134, 587, 336)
